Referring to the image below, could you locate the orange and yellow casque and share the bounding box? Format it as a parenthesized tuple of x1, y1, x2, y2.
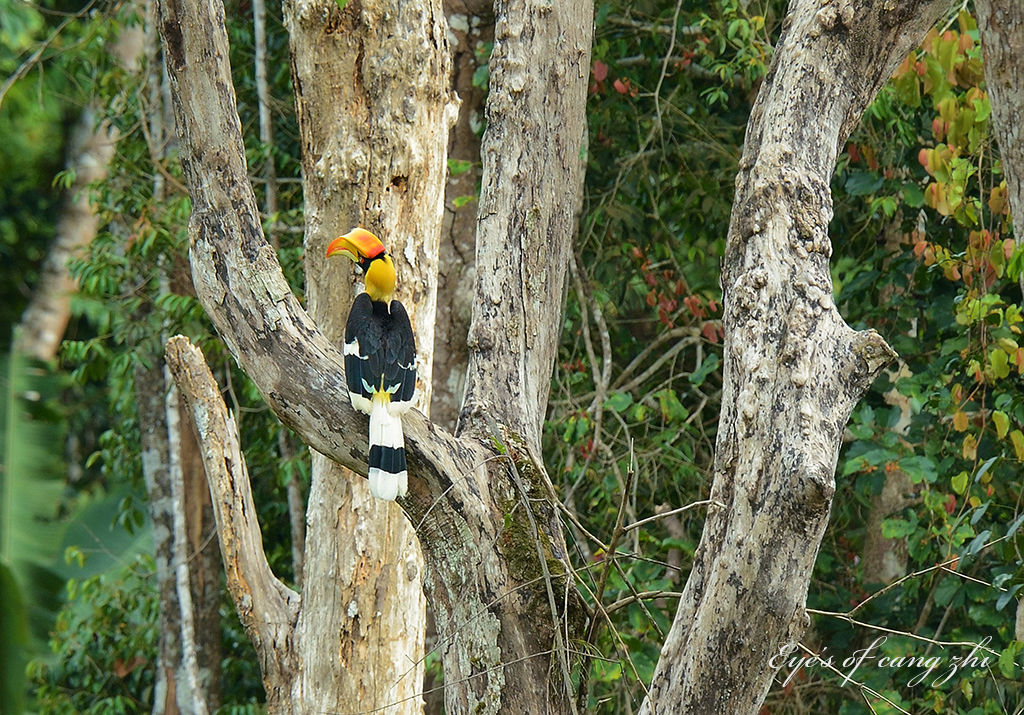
(326, 228, 396, 303)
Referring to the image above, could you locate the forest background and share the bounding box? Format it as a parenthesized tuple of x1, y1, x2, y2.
(1, 0, 1023, 713)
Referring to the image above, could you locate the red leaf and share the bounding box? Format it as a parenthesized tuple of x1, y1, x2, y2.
(613, 78, 630, 94)
(592, 60, 608, 82)
(944, 494, 956, 515)
(701, 322, 719, 344)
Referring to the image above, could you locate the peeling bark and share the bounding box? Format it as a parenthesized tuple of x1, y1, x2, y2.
(640, 2, 945, 712)
(175, 388, 222, 711)
(157, 0, 592, 710)
(283, 0, 453, 707)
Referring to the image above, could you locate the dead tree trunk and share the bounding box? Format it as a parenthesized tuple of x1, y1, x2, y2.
(640, 2, 946, 713)
(158, 0, 592, 712)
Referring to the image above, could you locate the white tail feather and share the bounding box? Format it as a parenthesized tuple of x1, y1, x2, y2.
(368, 398, 407, 500)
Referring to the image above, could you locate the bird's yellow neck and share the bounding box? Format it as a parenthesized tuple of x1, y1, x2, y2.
(365, 255, 396, 303)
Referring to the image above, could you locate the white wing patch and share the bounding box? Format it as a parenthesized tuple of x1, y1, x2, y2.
(344, 338, 367, 358)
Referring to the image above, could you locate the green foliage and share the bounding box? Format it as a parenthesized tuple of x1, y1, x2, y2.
(555, 2, 787, 710)
(29, 555, 158, 714)
(0, 349, 70, 672)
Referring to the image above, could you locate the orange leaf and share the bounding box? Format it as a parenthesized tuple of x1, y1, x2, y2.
(953, 410, 969, 432)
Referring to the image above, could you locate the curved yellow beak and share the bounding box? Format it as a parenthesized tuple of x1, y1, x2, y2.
(326, 228, 386, 261)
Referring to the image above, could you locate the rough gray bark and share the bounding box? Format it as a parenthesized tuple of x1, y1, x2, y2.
(457, 0, 592, 453)
(977, 0, 1024, 293)
(157, 0, 592, 711)
(640, 2, 945, 713)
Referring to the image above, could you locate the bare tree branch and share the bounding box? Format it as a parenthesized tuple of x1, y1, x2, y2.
(165, 336, 300, 706)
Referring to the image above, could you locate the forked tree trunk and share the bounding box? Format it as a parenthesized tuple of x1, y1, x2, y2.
(640, 2, 946, 712)
(158, 0, 591, 712)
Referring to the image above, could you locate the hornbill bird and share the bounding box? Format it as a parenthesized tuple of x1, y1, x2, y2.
(326, 228, 416, 500)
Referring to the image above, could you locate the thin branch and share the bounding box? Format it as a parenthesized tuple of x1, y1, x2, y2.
(605, 590, 682, 614)
(584, 440, 636, 647)
(622, 498, 724, 533)
(604, 15, 702, 37)
(0, 0, 96, 111)
(806, 609, 1003, 659)
(251, 0, 277, 247)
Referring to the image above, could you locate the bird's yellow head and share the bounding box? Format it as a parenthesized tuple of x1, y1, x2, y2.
(326, 228, 396, 303)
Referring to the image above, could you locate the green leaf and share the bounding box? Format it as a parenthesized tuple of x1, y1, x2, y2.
(951, 470, 968, 495)
(447, 158, 473, 176)
(990, 347, 1010, 379)
(934, 576, 960, 607)
(881, 517, 916, 538)
(902, 182, 925, 208)
(604, 392, 633, 413)
(0, 563, 27, 715)
(973, 456, 997, 483)
(996, 583, 1021, 612)
(998, 643, 1020, 679)
(964, 529, 990, 557)
(688, 352, 720, 386)
(1011, 430, 1024, 460)
(845, 171, 884, 196)
(969, 500, 990, 525)
(472, 63, 489, 90)
(1006, 512, 1024, 538)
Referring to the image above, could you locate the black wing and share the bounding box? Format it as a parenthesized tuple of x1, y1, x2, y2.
(383, 299, 416, 406)
(344, 293, 416, 409)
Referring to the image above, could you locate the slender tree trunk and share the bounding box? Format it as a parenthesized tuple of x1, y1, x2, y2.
(139, 3, 221, 708)
(640, 2, 945, 712)
(976, 0, 1024, 294)
(136, 363, 184, 715)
